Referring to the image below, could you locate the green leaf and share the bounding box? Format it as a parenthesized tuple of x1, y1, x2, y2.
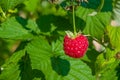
(36, 15, 72, 36)
(81, 48, 100, 75)
(99, 68, 118, 80)
(51, 56, 70, 76)
(26, 37, 62, 80)
(81, 0, 112, 12)
(97, 60, 119, 80)
(0, 37, 95, 80)
(112, 0, 120, 26)
(116, 63, 120, 80)
(26, 19, 41, 34)
(107, 25, 120, 49)
(51, 39, 64, 56)
(0, 50, 46, 80)
(76, 7, 111, 40)
(105, 48, 118, 60)
(0, 0, 26, 11)
(95, 53, 106, 74)
(26, 37, 95, 80)
(95, 48, 120, 80)
(24, 0, 39, 12)
(62, 57, 95, 80)
(0, 50, 26, 80)
(0, 17, 33, 40)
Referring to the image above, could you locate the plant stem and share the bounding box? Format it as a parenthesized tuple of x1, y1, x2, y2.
(72, 3, 77, 35)
(0, 7, 6, 19)
(97, 0, 104, 12)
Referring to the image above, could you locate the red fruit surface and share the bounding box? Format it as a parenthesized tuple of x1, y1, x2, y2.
(63, 34, 89, 58)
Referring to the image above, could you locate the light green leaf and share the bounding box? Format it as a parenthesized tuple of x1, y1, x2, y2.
(0, 50, 25, 80)
(97, 60, 119, 80)
(24, 0, 39, 12)
(51, 39, 64, 56)
(26, 19, 41, 34)
(63, 56, 95, 80)
(99, 69, 118, 80)
(105, 48, 118, 60)
(107, 25, 120, 49)
(95, 48, 120, 80)
(0, 17, 33, 40)
(112, 0, 120, 26)
(26, 37, 62, 80)
(76, 7, 111, 40)
(95, 53, 106, 75)
(0, 0, 26, 11)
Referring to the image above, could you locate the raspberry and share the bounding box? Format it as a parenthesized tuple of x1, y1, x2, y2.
(63, 34, 89, 58)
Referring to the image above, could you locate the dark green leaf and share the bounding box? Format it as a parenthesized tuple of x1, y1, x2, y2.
(36, 15, 72, 36)
(51, 56, 70, 76)
(81, 0, 112, 12)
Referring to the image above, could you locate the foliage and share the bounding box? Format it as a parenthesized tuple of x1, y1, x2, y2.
(0, 0, 120, 80)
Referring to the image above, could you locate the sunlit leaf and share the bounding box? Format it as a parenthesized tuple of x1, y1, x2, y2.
(0, 17, 33, 40)
(26, 37, 95, 80)
(0, 0, 26, 11)
(76, 7, 111, 40)
(107, 25, 120, 49)
(24, 0, 39, 12)
(112, 0, 120, 26)
(0, 50, 25, 80)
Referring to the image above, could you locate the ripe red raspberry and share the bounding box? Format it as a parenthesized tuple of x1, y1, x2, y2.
(63, 34, 89, 58)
